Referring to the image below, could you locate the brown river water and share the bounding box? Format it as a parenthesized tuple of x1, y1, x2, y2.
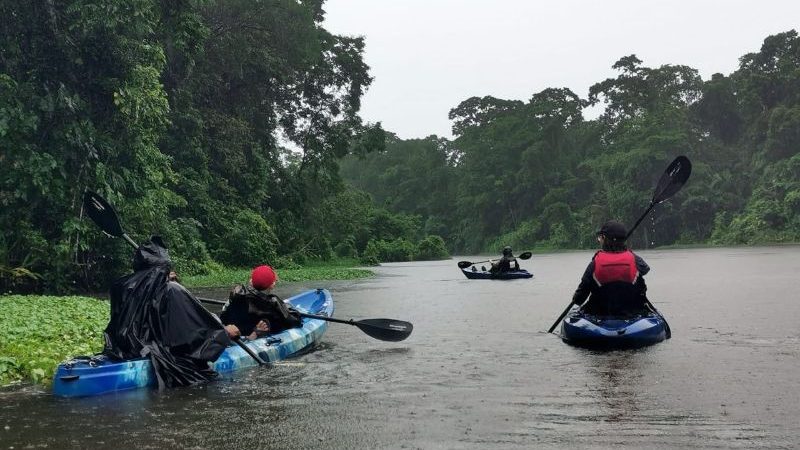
(1, 246, 799, 449)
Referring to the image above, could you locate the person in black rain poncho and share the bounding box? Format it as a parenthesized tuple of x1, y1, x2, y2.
(103, 237, 231, 389)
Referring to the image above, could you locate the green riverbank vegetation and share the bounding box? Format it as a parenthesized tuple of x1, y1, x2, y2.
(0, 296, 108, 386)
(181, 258, 375, 288)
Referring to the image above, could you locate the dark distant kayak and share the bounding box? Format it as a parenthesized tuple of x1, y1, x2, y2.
(561, 308, 667, 349)
(461, 268, 533, 280)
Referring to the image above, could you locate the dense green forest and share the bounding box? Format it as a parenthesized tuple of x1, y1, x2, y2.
(342, 31, 800, 253)
(1, 0, 798, 293)
(0, 0, 446, 293)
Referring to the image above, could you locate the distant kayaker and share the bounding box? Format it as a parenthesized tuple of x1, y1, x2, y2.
(571, 221, 650, 316)
(489, 246, 520, 274)
(220, 265, 303, 340)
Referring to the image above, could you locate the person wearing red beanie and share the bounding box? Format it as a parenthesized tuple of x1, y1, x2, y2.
(219, 264, 302, 340)
(250, 265, 277, 291)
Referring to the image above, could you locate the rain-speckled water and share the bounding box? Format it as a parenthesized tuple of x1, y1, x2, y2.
(2, 246, 799, 449)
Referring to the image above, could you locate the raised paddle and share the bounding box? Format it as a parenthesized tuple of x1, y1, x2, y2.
(82, 190, 268, 366)
(547, 156, 692, 334)
(457, 251, 532, 269)
(625, 155, 692, 241)
(196, 297, 413, 342)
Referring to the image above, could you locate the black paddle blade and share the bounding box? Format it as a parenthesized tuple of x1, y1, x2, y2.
(83, 191, 125, 238)
(518, 251, 532, 260)
(457, 261, 474, 269)
(653, 156, 692, 204)
(355, 319, 413, 342)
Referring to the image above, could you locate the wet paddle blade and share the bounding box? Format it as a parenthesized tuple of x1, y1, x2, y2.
(518, 251, 532, 260)
(83, 191, 125, 238)
(457, 261, 474, 269)
(355, 319, 413, 342)
(653, 156, 692, 204)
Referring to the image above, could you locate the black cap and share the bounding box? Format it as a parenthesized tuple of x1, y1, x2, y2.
(596, 220, 627, 241)
(502, 246, 512, 256)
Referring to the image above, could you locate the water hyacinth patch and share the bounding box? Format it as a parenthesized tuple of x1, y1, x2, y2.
(0, 295, 108, 385)
(182, 262, 374, 288)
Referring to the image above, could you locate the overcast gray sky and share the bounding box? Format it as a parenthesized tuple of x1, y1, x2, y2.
(323, 0, 800, 139)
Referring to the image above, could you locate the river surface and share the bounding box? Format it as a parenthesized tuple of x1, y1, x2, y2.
(1, 246, 799, 449)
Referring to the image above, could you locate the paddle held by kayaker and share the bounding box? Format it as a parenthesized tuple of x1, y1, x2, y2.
(570, 221, 650, 316)
(220, 265, 303, 340)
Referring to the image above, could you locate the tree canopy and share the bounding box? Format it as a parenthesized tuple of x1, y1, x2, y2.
(341, 30, 800, 253)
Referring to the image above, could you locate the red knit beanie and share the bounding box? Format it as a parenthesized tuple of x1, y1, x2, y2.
(251, 265, 276, 290)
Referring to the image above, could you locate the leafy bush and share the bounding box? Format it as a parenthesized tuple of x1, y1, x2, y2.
(488, 219, 542, 252)
(0, 265, 40, 293)
(368, 209, 421, 242)
(163, 218, 215, 275)
(363, 238, 415, 262)
(358, 255, 380, 266)
(0, 295, 108, 385)
(272, 256, 302, 270)
(414, 235, 449, 260)
(334, 237, 358, 258)
(212, 209, 279, 267)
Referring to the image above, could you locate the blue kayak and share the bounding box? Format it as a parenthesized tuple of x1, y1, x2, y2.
(461, 268, 533, 280)
(561, 308, 668, 349)
(52, 288, 333, 397)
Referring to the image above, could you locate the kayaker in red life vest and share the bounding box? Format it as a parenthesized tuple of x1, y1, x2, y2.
(220, 265, 302, 340)
(571, 221, 650, 316)
(490, 246, 520, 274)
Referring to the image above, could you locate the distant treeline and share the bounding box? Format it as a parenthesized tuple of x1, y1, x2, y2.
(341, 31, 800, 254)
(0, 0, 446, 293)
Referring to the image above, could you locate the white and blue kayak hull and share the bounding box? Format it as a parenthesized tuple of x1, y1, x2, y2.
(53, 288, 333, 397)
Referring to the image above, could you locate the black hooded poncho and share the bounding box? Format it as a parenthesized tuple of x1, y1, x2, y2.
(103, 237, 231, 389)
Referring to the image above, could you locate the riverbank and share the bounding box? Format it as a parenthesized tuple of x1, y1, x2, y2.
(0, 295, 108, 386)
(0, 261, 375, 387)
(181, 259, 374, 288)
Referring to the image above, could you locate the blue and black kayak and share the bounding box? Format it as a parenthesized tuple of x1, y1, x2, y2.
(52, 288, 333, 397)
(561, 308, 668, 349)
(461, 268, 533, 280)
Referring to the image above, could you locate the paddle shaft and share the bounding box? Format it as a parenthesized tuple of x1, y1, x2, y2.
(233, 337, 268, 364)
(458, 251, 532, 269)
(465, 259, 493, 266)
(625, 202, 656, 241)
(196, 296, 412, 342)
(197, 296, 353, 325)
(547, 303, 574, 334)
(121, 233, 139, 249)
(645, 299, 672, 339)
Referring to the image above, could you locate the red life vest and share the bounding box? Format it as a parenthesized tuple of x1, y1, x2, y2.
(592, 250, 638, 285)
